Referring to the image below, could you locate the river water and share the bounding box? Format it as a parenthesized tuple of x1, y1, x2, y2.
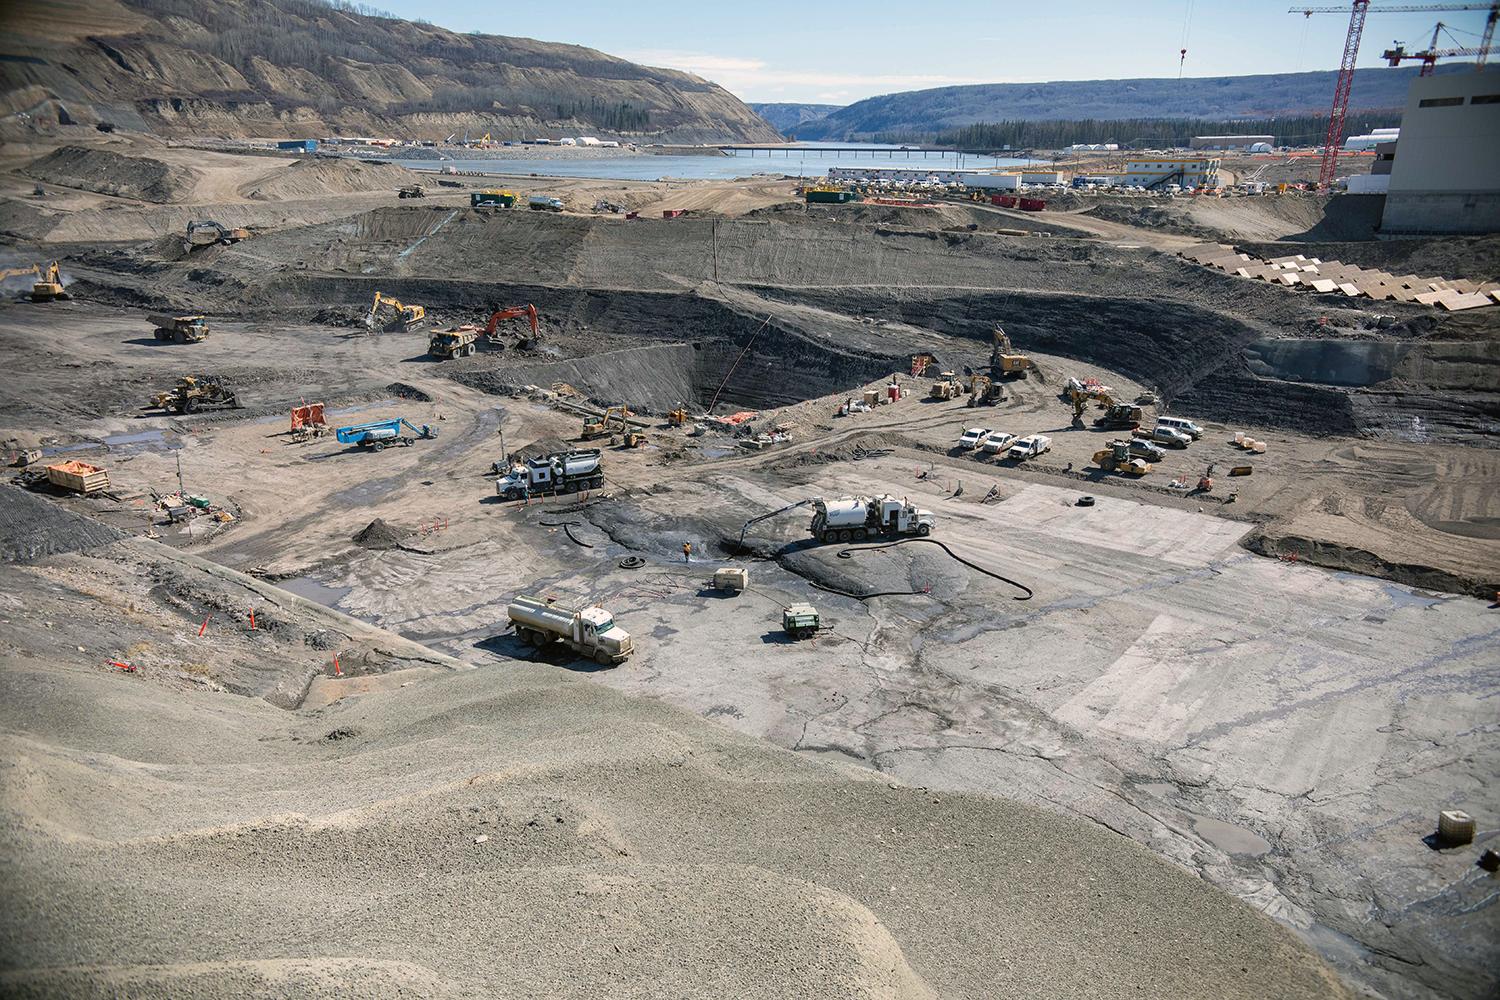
(392, 142, 1034, 182)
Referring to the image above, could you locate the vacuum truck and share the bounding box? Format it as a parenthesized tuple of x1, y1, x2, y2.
(809, 495, 934, 544)
(507, 594, 633, 666)
(494, 449, 604, 500)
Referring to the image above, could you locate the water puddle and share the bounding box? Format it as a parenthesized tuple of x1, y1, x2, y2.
(1193, 815, 1272, 856)
(278, 576, 352, 608)
(104, 429, 180, 453)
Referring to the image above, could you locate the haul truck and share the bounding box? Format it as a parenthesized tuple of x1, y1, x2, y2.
(810, 495, 934, 544)
(507, 594, 633, 665)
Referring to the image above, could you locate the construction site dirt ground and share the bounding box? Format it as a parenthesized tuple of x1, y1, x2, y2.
(1, 151, 1497, 1000)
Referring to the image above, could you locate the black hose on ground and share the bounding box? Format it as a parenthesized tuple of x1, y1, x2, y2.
(539, 520, 593, 548)
(823, 538, 1033, 601)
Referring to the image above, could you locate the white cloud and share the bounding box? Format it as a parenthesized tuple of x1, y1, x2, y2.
(620, 48, 988, 102)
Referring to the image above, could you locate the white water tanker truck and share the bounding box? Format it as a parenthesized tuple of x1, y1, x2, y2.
(810, 495, 934, 544)
(495, 449, 604, 500)
(507, 594, 633, 666)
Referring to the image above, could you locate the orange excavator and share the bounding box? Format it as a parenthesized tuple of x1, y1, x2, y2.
(427, 304, 542, 360)
(483, 304, 540, 348)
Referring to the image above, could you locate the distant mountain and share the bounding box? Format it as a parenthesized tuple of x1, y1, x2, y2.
(750, 102, 843, 134)
(0, 0, 781, 143)
(790, 64, 1473, 141)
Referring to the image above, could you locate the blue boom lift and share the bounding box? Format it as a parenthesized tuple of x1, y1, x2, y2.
(334, 418, 437, 451)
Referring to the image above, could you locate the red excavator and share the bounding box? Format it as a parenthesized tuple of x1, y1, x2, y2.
(483, 304, 540, 348)
(427, 304, 542, 360)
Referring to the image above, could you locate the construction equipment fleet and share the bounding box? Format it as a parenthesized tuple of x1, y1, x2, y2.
(495, 449, 604, 500)
(507, 594, 633, 665)
(810, 495, 934, 544)
(148, 376, 240, 414)
(334, 417, 437, 450)
(150, 314, 210, 343)
(366, 292, 426, 332)
(428, 304, 541, 359)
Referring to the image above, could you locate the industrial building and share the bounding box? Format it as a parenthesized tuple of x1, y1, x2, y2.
(1381, 72, 1500, 235)
(1118, 156, 1220, 188)
(1346, 140, 1395, 195)
(1190, 135, 1273, 150)
(1344, 127, 1400, 151)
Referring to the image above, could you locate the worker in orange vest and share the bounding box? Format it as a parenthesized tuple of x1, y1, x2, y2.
(683, 541, 692, 563)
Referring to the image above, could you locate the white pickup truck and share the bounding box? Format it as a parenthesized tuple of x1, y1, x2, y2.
(1007, 434, 1052, 461)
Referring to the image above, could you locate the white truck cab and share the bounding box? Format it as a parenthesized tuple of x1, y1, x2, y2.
(1007, 434, 1052, 461)
(958, 427, 989, 449)
(981, 431, 1015, 454)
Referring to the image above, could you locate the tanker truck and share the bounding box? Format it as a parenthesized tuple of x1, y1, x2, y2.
(809, 495, 934, 544)
(507, 594, 633, 666)
(494, 449, 604, 500)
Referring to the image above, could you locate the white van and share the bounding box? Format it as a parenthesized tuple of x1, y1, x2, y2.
(1156, 416, 1203, 440)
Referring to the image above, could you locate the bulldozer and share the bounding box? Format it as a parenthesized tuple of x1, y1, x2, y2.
(928, 371, 964, 401)
(148, 376, 240, 415)
(583, 405, 632, 440)
(989, 325, 1035, 380)
(666, 407, 689, 427)
(150, 314, 210, 344)
(366, 292, 426, 332)
(1092, 440, 1152, 476)
(1094, 400, 1144, 429)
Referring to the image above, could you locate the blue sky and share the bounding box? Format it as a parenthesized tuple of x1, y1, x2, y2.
(376, 1, 1499, 104)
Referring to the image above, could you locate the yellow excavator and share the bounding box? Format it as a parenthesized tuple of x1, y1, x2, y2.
(583, 405, 632, 440)
(366, 291, 426, 332)
(989, 325, 1034, 379)
(1, 262, 70, 302)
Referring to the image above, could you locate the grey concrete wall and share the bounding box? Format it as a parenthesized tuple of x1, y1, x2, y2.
(1381, 191, 1500, 235)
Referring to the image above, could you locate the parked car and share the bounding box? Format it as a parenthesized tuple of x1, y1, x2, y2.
(1007, 434, 1052, 461)
(1151, 425, 1192, 448)
(981, 431, 1016, 454)
(957, 427, 989, 449)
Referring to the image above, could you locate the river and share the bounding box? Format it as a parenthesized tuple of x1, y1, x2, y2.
(391, 142, 1035, 182)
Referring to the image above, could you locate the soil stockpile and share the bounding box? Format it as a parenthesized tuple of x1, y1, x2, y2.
(0, 484, 124, 562)
(352, 518, 409, 549)
(1082, 194, 1332, 242)
(0, 539, 1351, 1000)
(23, 145, 197, 204)
(239, 159, 422, 201)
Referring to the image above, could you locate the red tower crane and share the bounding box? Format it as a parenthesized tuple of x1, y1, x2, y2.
(1289, 2, 1498, 189)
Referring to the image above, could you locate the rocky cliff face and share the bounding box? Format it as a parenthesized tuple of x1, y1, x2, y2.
(0, 0, 779, 143)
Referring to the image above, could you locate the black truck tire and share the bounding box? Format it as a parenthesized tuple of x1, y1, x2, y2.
(917, 524, 931, 537)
